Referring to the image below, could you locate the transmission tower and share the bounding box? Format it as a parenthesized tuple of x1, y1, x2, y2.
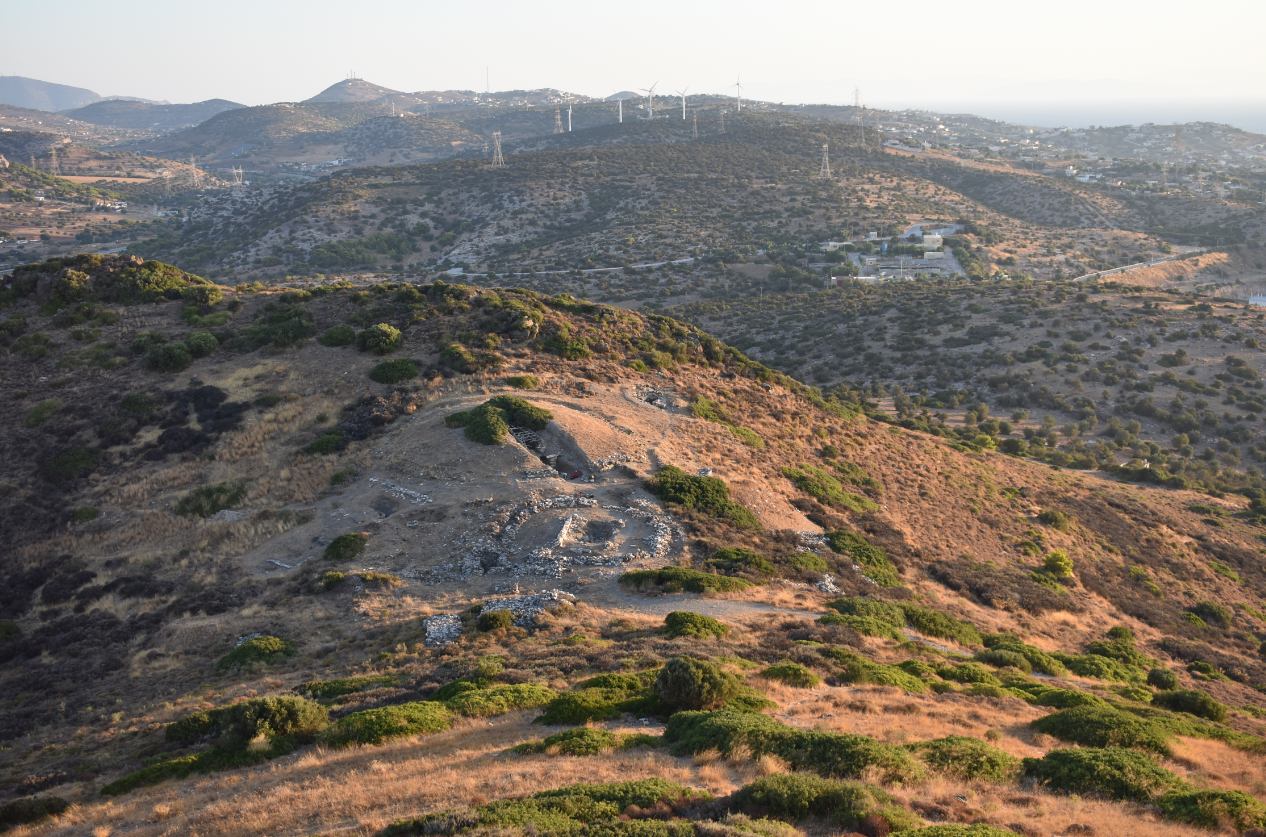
(491, 131, 505, 167)
(190, 156, 203, 188)
(818, 143, 831, 178)
(692, 110, 698, 139)
(853, 88, 864, 147)
(719, 109, 725, 134)
(49, 148, 58, 175)
(554, 108, 563, 134)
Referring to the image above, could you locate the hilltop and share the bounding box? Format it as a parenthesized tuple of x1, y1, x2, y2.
(60, 99, 245, 132)
(0, 259, 1264, 835)
(0, 76, 103, 113)
(305, 78, 406, 104)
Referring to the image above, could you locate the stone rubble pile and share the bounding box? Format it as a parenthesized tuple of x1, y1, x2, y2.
(423, 614, 463, 647)
(816, 573, 841, 594)
(479, 589, 577, 626)
(367, 477, 432, 506)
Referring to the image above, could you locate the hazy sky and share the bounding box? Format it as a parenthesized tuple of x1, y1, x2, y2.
(6, 0, 1266, 128)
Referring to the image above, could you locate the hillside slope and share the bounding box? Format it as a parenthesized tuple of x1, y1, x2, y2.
(0, 262, 1264, 835)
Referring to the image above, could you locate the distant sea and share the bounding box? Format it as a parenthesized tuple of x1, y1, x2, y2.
(955, 100, 1266, 134)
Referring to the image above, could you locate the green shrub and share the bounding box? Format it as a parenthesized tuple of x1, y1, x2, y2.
(0, 796, 70, 829)
(446, 395, 552, 445)
(145, 341, 193, 372)
(1158, 789, 1266, 830)
(650, 466, 759, 530)
(1031, 705, 1172, 755)
(619, 566, 753, 594)
(1053, 652, 1144, 682)
(654, 656, 742, 710)
(215, 696, 328, 750)
(1037, 509, 1071, 531)
(369, 358, 419, 384)
(23, 398, 60, 428)
(512, 727, 623, 756)
(186, 331, 219, 359)
(891, 827, 1023, 837)
(627, 359, 649, 372)
(758, 663, 822, 688)
(1023, 747, 1185, 801)
(357, 323, 403, 354)
(732, 773, 916, 831)
(664, 710, 925, 784)
(937, 663, 1000, 685)
(838, 660, 928, 693)
(320, 701, 453, 748)
(320, 325, 356, 347)
(781, 465, 879, 513)
(975, 648, 1033, 673)
(506, 374, 540, 390)
(296, 675, 398, 700)
(981, 634, 1065, 676)
(307, 428, 345, 455)
(824, 531, 899, 587)
(708, 547, 776, 578)
(535, 689, 628, 725)
(664, 611, 729, 639)
(788, 552, 829, 572)
(0, 620, 20, 644)
(215, 636, 296, 671)
(532, 778, 703, 809)
(896, 660, 938, 678)
(181, 284, 224, 306)
(443, 684, 556, 717)
(12, 332, 53, 360)
(1043, 549, 1074, 578)
(1034, 689, 1109, 709)
(818, 613, 904, 640)
(324, 532, 368, 561)
(48, 447, 97, 482)
(175, 481, 246, 517)
(1152, 689, 1228, 722)
(478, 609, 515, 631)
(1148, 668, 1180, 690)
(905, 735, 1022, 782)
(1190, 600, 1233, 627)
(825, 597, 905, 627)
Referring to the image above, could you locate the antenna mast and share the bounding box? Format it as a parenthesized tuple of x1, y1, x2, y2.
(818, 143, 831, 178)
(491, 131, 505, 167)
(554, 108, 563, 133)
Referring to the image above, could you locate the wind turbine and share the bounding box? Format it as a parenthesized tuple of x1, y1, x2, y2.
(613, 90, 623, 123)
(640, 82, 658, 120)
(734, 77, 743, 112)
(674, 87, 689, 119)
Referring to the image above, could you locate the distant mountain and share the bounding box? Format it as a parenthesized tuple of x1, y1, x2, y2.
(0, 75, 102, 112)
(61, 99, 245, 131)
(305, 78, 403, 103)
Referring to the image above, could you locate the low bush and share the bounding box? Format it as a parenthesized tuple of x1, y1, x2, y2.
(319, 325, 356, 347)
(818, 613, 905, 641)
(297, 675, 397, 700)
(356, 323, 402, 354)
(145, 341, 192, 372)
(1152, 689, 1228, 722)
(890, 828, 1020, 837)
(1031, 705, 1172, 754)
(1158, 789, 1266, 830)
(1034, 689, 1109, 709)
(0, 796, 70, 829)
(824, 531, 900, 587)
(320, 701, 453, 748)
(505, 374, 540, 390)
(215, 636, 296, 671)
(443, 684, 556, 717)
(181, 285, 224, 306)
(825, 597, 904, 627)
(650, 466, 760, 530)
(788, 552, 829, 572)
(758, 663, 822, 688)
(0, 620, 20, 644)
(663, 611, 729, 639)
(215, 696, 328, 750)
(1052, 652, 1144, 683)
(904, 735, 1022, 782)
(665, 710, 925, 784)
(708, 547, 776, 578)
(981, 634, 1066, 676)
(186, 331, 218, 359)
(839, 659, 929, 692)
(1190, 600, 1234, 628)
(1147, 668, 1180, 690)
(323, 532, 368, 561)
(1037, 509, 1071, 531)
(1042, 549, 1074, 578)
(732, 773, 918, 832)
(937, 663, 1000, 685)
(175, 481, 246, 517)
(654, 656, 742, 710)
(23, 398, 60, 428)
(307, 428, 345, 455)
(781, 465, 879, 514)
(509, 727, 654, 756)
(975, 648, 1033, 673)
(619, 566, 753, 594)
(1023, 747, 1185, 801)
(477, 609, 515, 631)
(48, 447, 97, 482)
(446, 395, 552, 445)
(369, 358, 419, 384)
(535, 689, 629, 725)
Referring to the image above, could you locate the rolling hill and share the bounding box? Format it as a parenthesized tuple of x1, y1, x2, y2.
(0, 75, 103, 112)
(60, 98, 245, 131)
